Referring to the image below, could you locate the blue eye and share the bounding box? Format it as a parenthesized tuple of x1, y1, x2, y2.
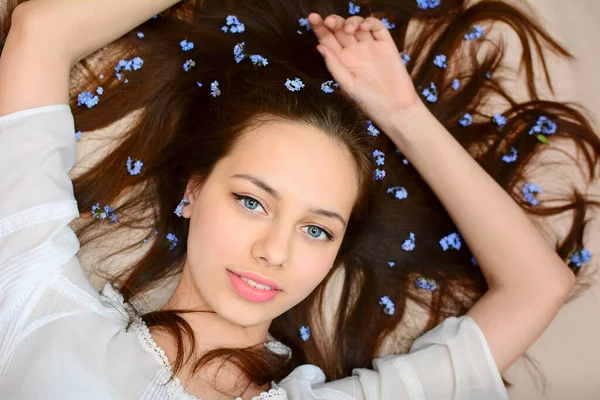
(232, 193, 334, 242)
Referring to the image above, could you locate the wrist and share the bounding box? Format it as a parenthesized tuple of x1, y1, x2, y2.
(376, 99, 436, 150)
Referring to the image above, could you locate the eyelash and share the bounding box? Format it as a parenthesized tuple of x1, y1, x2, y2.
(232, 193, 335, 242)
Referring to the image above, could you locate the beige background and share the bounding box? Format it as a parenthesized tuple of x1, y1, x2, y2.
(72, 1, 600, 398)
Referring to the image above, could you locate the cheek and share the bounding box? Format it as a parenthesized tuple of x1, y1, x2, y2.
(188, 197, 249, 262)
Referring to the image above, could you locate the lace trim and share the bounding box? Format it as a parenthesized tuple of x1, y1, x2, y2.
(0, 200, 79, 238)
(101, 284, 289, 400)
(52, 275, 117, 318)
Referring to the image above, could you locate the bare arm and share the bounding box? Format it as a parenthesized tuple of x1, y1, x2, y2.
(381, 100, 575, 373)
(0, 0, 182, 116)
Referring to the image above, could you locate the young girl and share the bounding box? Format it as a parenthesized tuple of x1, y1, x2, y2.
(0, 0, 597, 399)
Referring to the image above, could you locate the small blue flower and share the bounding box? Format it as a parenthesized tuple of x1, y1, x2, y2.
(126, 156, 144, 176)
(381, 17, 396, 29)
(137, 32, 145, 39)
(210, 81, 221, 97)
(416, 0, 440, 10)
(388, 261, 395, 267)
(528, 116, 557, 136)
(400, 52, 411, 66)
(92, 203, 107, 220)
(77, 91, 99, 108)
(459, 113, 473, 127)
(379, 296, 395, 315)
(183, 59, 196, 72)
(233, 42, 246, 63)
(493, 113, 507, 127)
(99, 74, 104, 79)
(166, 233, 178, 250)
(196, 82, 203, 87)
(433, 54, 447, 69)
(387, 186, 408, 200)
(299, 17, 311, 31)
(75, 130, 82, 140)
(415, 277, 437, 291)
(571, 249, 592, 267)
(373, 169, 386, 180)
(174, 197, 190, 217)
(422, 82, 438, 103)
(180, 39, 194, 51)
(485, 71, 492, 79)
(299, 325, 311, 341)
(132, 57, 144, 70)
(321, 80, 339, 94)
(96, 86, 104, 95)
(464, 25, 484, 41)
(451, 78, 461, 90)
(471, 256, 478, 266)
(501, 146, 518, 163)
(349, 1, 361, 15)
(373, 149, 385, 166)
(223, 15, 245, 33)
(366, 120, 380, 137)
(249, 54, 268, 67)
(402, 232, 416, 251)
(285, 77, 305, 92)
(115, 57, 143, 80)
(522, 183, 542, 206)
(92, 203, 118, 223)
(439, 232, 462, 251)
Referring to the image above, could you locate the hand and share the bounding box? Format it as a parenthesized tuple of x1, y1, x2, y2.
(308, 13, 420, 126)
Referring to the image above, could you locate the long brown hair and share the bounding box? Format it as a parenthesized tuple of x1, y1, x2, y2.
(3, 0, 599, 397)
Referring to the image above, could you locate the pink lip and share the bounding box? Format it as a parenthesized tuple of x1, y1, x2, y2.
(227, 270, 281, 303)
(227, 269, 282, 291)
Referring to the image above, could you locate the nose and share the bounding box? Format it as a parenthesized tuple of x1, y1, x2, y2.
(252, 220, 292, 267)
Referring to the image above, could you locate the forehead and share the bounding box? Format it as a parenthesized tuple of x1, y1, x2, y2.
(217, 119, 360, 219)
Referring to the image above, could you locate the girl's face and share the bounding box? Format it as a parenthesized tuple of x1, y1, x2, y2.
(181, 119, 359, 327)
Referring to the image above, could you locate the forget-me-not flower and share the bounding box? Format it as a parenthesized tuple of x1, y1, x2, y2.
(422, 82, 438, 103)
(367, 120, 380, 137)
(402, 232, 416, 251)
(501, 146, 518, 163)
(285, 77, 305, 92)
(210, 81, 221, 97)
(299, 325, 311, 341)
(433, 54, 447, 69)
(379, 296, 395, 315)
(349, 1, 361, 15)
(77, 91, 99, 108)
(522, 183, 542, 206)
(440, 232, 462, 251)
(126, 156, 144, 176)
(459, 113, 473, 127)
(464, 25, 484, 41)
(249, 54, 268, 67)
(180, 39, 194, 51)
(571, 249, 592, 267)
(387, 186, 408, 200)
(451, 79, 461, 90)
(416, 0, 441, 10)
(174, 197, 190, 217)
(415, 277, 437, 291)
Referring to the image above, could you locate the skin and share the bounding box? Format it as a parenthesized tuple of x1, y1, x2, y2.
(1, 2, 576, 397)
(150, 119, 359, 394)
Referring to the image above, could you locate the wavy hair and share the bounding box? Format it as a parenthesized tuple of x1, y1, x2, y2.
(3, 0, 599, 397)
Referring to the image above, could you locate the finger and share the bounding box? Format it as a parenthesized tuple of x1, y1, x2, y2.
(344, 16, 372, 42)
(324, 14, 357, 48)
(359, 17, 393, 41)
(316, 44, 354, 89)
(308, 13, 343, 52)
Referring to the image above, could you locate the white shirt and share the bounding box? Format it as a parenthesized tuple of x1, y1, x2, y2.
(0, 104, 509, 400)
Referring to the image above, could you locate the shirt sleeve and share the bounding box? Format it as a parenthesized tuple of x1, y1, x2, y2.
(277, 316, 508, 400)
(352, 315, 509, 400)
(0, 105, 81, 324)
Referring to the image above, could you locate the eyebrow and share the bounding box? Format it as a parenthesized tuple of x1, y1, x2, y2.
(230, 173, 348, 229)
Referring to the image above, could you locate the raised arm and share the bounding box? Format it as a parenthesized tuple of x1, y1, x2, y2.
(309, 13, 576, 375)
(0, 0, 182, 116)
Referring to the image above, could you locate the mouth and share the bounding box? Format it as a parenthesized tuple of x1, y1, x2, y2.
(226, 270, 282, 303)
